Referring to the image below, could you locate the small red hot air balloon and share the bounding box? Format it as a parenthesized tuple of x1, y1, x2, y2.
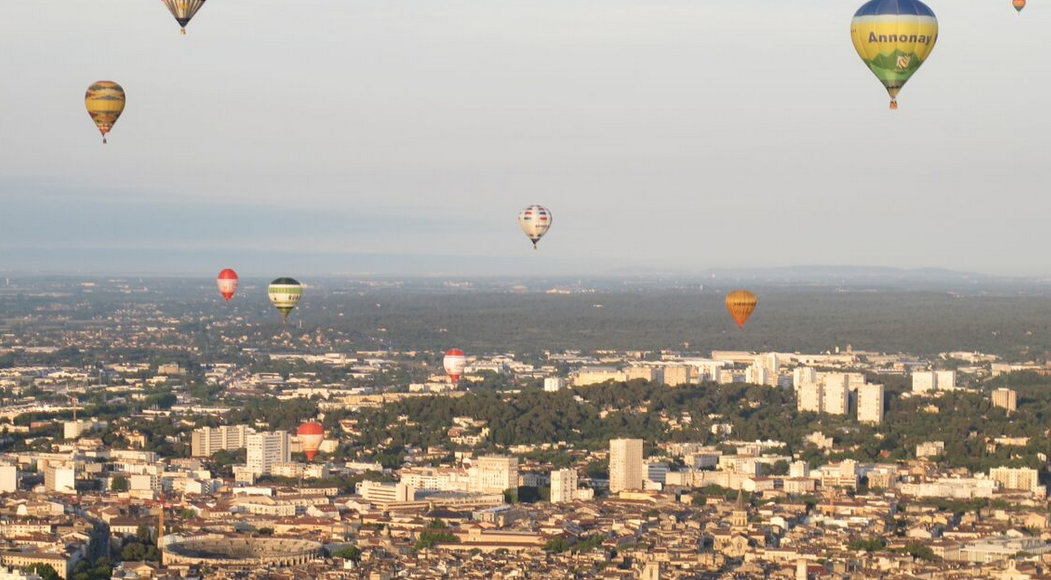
(443, 349, 467, 385)
(297, 421, 325, 461)
(216, 269, 238, 302)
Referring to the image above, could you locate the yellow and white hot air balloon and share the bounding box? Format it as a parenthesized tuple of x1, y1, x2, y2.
(85, 81, 126, 144)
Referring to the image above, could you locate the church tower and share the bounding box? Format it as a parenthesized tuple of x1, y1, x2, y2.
(731, 490, 749, 529)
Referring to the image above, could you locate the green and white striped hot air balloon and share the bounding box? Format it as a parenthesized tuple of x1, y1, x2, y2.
(268, 277, 302, 322)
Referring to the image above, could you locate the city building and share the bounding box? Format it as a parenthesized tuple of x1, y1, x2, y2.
(246, 431, 291, 476)
(822, 374, 849, 415)
(797, 382, 822, 413)
(470, 455, 519, 494)
(609, 438, 643, 493)
(543, 377, 566, 392)
(44, 465, 75, 495)
(192, 425, 251, 457)
(992, 388, 1018, 413)
(0, 464, 16, 493)
(857, 383, 885, 424)
(936, 370, 957, 391)
(550, 468, 577, 504)
(912, 371, 937, 393)
(793, 367, 817, 389)
(990, 466, 1042, 494)
(662, 365, 694, 387)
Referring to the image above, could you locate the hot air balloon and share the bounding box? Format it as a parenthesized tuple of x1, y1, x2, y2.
(850, 0, 938, 109)
(161, 0, 207, 34)
(725, 290, 757, 329)
(518, 205, 553, 249)
(85, 81, 126, 144)
(443, 349, 467, 385)
(297, 421, 324, 461)
(216, 269, 238, 302)
(268, 278, 302, 322)
(1013, 0, 1026, 12)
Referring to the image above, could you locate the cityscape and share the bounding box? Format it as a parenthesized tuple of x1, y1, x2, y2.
(3, 0, 1048, 577)
(0, 277, 1049, 579)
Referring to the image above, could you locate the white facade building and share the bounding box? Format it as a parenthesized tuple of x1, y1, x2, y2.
(470, 455, 519, 494)
(543, 377, 566, 392)
(246, 431, 290, 475)
(550, 468, 577, 504)
(858, 383, 885, 425)
(609, 438, 643, 493)
(822, 374, 849, 415)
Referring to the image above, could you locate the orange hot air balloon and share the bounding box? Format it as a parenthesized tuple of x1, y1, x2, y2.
(1013, 0, 1026, 12)
(216, 269, 238, 301)
(298, 421, 325, 461)
(725, 290, 758, 329)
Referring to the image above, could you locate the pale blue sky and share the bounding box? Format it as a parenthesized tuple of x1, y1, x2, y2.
(0, 0, 1047, 276)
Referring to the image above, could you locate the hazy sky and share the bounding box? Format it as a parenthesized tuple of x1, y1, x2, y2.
(0, 0, 1048, 276)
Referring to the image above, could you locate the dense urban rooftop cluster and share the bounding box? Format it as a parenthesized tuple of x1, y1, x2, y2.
(2, 279, 1051, 579)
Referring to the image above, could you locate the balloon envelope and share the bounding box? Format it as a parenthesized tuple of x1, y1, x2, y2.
(297, 421, 324, 461)
(1013, 0, 1026, 12)
(725, 290, 758, 329)
(850, 0, 938, 108)
(161, 0, 207, 33)
(268, 278, 302, 321)
(518, 205, 553, 249)
(443, 349, 466, 384)
(85, 81, 126, 143)
(216, 269, 238, 301)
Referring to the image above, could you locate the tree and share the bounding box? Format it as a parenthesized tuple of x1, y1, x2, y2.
(111, 475, 129, 492)
(25, 564, 61, 580)
(332, 545, 361, 561)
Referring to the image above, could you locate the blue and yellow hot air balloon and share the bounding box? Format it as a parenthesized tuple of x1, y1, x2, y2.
(850, 0, 938, 109)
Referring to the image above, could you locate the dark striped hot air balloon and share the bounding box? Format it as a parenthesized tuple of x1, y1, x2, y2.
(161, 0, 207, 34)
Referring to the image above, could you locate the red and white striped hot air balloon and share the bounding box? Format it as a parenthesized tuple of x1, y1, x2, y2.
(443, 349, 467, 385)
(297, 421, 325, 461)
(216, 269, 238, 301)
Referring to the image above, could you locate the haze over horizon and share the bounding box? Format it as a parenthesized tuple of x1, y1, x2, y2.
(2, 0, 1048, 276)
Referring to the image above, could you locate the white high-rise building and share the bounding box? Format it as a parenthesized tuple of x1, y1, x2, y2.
(793, 367, 818, 389)
(550, 468, 577, 504)
(992, 388, 1018, 412)
(912, 371, 937, 393)
(609, 438, 643, 493)
(44, 465, 76, 494)
(543, 378, 566, 392)
(0, 464, 17, 493)
(935, 371, 956, 391)
(662, 365, 694, 387)
(858, 383, 885, 424)
(797, 382, 823, 413)
(192, 425, 251, 457)
(822, 375, 849, 415)
(246, 431, 290, 475)
(789, 461, 810, 478)
(745, 364, 769, 386)
(990, 467, 1040, 493)
(470, 455, 519, 494)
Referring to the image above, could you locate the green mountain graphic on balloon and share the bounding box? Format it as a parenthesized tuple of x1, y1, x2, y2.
(864, 50, 928, 82)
